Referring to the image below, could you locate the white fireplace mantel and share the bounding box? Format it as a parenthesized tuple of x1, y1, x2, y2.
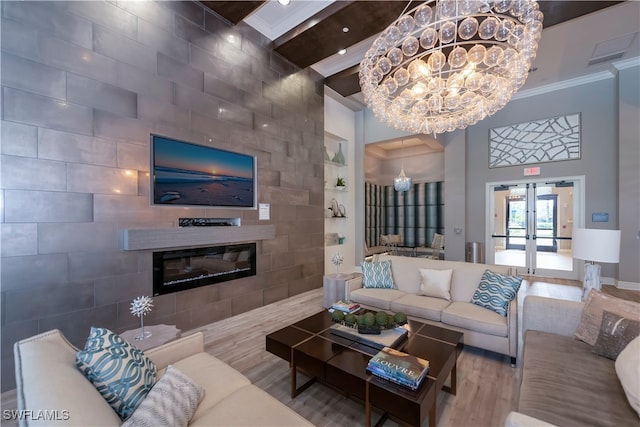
(121, 225, 275, 251)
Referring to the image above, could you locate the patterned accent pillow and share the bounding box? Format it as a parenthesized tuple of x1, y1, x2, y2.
(361, 260, 396, 289)
(470, 270, 523, 316)
(122, 365, 204, 427)
(575, 290, 640, 346)
(76, 327, 156, 420)
(592, 310, 640, 360)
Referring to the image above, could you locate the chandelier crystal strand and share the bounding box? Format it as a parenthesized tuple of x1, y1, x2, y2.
(359, 0, 543, 135)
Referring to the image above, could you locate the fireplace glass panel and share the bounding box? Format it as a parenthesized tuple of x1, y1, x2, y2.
(153, 243, 256, 296)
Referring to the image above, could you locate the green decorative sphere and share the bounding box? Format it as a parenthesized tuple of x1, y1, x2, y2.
(375, 311, 388, 326)
(387, 314, 395, 325)
(394, 312, 408, 324)
(356, 314, 366, 326)
(344, 313, 357, 324)
(332, 310, 345, 322)
(363, 312, 376, 327)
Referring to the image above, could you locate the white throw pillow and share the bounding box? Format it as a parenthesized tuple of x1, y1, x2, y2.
(417, 268, 453, 300)
(122, 365, 204, 427)
(615, 336, 640, 417)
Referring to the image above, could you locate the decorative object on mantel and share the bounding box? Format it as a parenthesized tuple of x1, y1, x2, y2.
(323, 145, 331, 161)
(489, 113, 581, 168)
(336, 177, 346, 190)
(331, 252, 345, 277)
(178, 217, 241, 227)
(331, 309, 408, 335)
(130, 296, 154, 340)
(359, 0, 543, 135)
(332, 142, 345, 165)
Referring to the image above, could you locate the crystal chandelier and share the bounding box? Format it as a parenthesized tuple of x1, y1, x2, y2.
(394, 168, 412, 192)
(359, 0, 543, 135)
(393, 140, 412, 192)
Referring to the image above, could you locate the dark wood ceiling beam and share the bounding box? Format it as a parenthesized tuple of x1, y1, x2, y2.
(272, 1, 354, 48)
(199, 1, 265, 25)
(325, 65, 361, 97)
(274, 1, 421, 69)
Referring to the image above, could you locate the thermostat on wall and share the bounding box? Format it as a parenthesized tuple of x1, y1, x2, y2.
(592, 212, 609, 222)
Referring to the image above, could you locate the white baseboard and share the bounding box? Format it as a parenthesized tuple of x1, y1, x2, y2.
(616, 280, 640, 291)
(601, 276, 616, 286)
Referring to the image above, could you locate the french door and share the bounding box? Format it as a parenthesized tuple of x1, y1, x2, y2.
(487, 177, 584, 279)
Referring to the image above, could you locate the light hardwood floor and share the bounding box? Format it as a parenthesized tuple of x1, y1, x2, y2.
(1, 278, 637, 427)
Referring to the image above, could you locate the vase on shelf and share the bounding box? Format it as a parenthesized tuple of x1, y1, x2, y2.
(332, 143, 345, 165)
(323, 146, 331, 161)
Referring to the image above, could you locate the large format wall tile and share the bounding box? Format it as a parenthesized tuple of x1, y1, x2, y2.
(0, 0, 323, 392)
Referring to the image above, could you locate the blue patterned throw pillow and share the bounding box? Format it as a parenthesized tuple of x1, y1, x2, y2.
(361, 260, 396, 289)
(470, 270, 523, 316)
(76, 327, 156, 420)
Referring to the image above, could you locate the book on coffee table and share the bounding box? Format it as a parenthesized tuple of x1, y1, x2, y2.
(366, 347, 429, 391)
(330, 300, 360, 314)
(330, 323, 407, 350)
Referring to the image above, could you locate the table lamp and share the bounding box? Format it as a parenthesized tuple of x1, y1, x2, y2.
(572, 228, 621, 300)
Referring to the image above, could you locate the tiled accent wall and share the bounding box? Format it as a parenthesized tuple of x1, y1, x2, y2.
(0, 0, 324, 391)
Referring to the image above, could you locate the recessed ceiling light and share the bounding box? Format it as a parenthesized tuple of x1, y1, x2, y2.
(342, 27, 349, 33)
(278, 0, 290, 5)
(338, 48, 347, 55)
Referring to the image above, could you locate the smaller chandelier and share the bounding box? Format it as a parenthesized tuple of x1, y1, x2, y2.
(394, 168, 412, 192)
(359, 0, 543, 135)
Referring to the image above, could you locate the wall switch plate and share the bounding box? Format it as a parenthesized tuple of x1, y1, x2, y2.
(454, 227, 463, 235)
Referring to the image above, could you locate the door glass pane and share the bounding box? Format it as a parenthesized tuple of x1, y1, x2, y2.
(535, 185, 572, 271)
(493, 188, 525, 267)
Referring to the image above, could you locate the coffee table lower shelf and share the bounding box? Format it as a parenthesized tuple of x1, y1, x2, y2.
(266, 311, 463, 427)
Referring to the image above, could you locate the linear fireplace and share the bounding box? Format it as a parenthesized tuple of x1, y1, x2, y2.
(152, 243, 256, 296)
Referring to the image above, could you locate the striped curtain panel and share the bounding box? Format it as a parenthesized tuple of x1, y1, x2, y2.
(365, 182, 385, 247)
(365, 181, 444, 248)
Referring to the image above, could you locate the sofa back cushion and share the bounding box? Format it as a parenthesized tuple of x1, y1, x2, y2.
(14, 330, 121, 426)
(377, 255, 510, 301)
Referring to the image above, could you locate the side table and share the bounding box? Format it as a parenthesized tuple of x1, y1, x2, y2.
(323, 272, 361, 308)
(120, 324, 181, 351)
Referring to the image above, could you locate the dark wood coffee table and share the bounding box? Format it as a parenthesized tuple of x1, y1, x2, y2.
(266, 311, 463, 427)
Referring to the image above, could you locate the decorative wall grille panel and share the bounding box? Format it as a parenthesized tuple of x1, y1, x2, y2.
(489, 113, 581, 168)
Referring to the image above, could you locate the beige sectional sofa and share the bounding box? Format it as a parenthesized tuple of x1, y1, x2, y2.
(505, 295, 639, 427)
(14, 329, 313, 426)
(346, 254, 518, 363)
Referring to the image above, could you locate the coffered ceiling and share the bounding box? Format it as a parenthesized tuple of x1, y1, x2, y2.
(200, 1, 638, 100)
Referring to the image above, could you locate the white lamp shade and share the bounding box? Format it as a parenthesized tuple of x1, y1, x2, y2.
(572, 228, 621, 263)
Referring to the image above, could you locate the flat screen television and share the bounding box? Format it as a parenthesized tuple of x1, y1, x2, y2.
(151, 134, 256, 208)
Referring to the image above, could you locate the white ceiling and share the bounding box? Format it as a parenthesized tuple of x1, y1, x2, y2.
(244, 1, 640, 156)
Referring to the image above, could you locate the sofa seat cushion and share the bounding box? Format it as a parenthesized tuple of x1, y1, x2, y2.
(349, 288, 405, 310)
(169, 352, 251, 423)
(519, 331, 638, 427)
(190, 384, 312, 426)
(441, 302, 507, 337)
(390, 294, 451, 322)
